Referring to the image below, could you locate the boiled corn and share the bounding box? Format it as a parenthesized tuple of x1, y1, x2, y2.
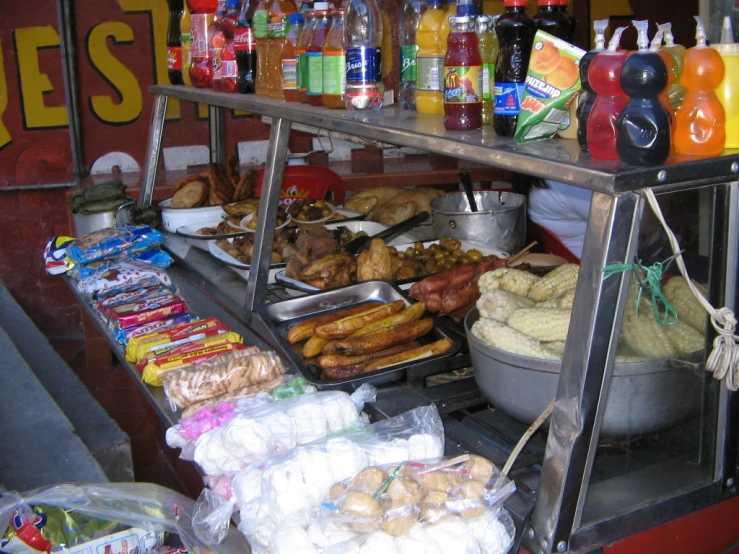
(478, 268, 540, 297)
(615, 354, 648, 363)
(528, 263, 579, 302)
(471, 319, 561, 361)
(544, 341, 567, 356)
(507, 308, 571, 342)
(663, 276, 708, 333)
(477, 289, 535, 322)
(663, 319, 705, 355)
(535, 289, 576, 309)
(620, 311, 677, 360)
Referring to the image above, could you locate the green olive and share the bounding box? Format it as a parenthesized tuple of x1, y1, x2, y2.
(428, 243, 440, 253)
(314, 200, 326, 208)
(414, 242, 425, 251)
(388, 246, 398, 255)
(397, 252, 406, 260)
(467, 249, 483, 262)
(434, 251, 446, 261)
(321, 208, 332, 217)
(459, 255, 471, 265)
(405, 247, 416, 256)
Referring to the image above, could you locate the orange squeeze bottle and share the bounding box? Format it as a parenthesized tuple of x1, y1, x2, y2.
(674, 16, 726, 157)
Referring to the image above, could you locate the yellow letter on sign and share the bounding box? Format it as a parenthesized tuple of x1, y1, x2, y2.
(0, 39, 11, 149)
(87, 22, 143, 125)
(13, 26, 69, 130)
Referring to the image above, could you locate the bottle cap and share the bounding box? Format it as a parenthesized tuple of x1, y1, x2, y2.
(504, 0, 527, 6)
(607, 26, 628, 52)
(658, 22, 676, 47)
(288, 12, 304, 24)
(456, 4, 477, 15)
(559, 0, 568, 6)
(593, 19, 608, 50)
(537, 0, 558, 6)
(449, 15, 475, 31)
(332, 8, 345, 15)
(475, 14, 491, 33)
(695, 15, 708, 46)
(313, 1, 330, 9)
(649, 29, 664, 51)
(226, 0, 240, 8)
(721, 16, 735, 44)
(632, 20, 650, 51)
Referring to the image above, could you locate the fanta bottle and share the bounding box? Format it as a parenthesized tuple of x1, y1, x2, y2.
(322, 9, 346, 109)
(307, 7, 331, 105)
(187, 0, 220, 87)
(282, 13, 303, 101)
(296, 11, 316, 102)
(586, 26, 628, 160)
(415, 0, 446, 115)
(658, 22, 686, 111)
(444, 15, 482, 130)
(576, 18, 608, 151)
(616, 20, 671, 166)
(674, 16, 726, 156)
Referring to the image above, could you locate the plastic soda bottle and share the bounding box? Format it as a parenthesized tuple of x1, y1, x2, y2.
(235, 0, 257, 93)
(415, 0, 446, 115)
(575, 19, 608, 151)
(558, 0, 576, 43)
(181, 2, 194, 85)
(253, 0, 270, 95)
(297, 12, 316, 102)
(476, 15, 497, 125)
(187, 0, 219, 87)
(586, 26, 629, 160)
(674, 16, 726, 156)
(399, 0, 426, 110)
(167, 0, 185, 85)
(323, 9, 346, 109)
(307, 7, 331, 105)
(444, 15, 482, 130)
(616, 20, 671, 166)
(659, 22, 686, 112)
(533, 0, 569, 41)
(493, 0, 536, 137)
(344, 0, 384, 110)
(211, 0, 241, 93)
(269, 0, 297, 99)
(713, 17, 739, 149)
(282, 13, 303, 101)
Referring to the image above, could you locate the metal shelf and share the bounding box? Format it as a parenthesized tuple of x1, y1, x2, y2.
(150, 84, 739, 194)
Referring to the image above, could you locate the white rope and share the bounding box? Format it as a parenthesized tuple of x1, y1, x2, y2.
(501, 399, 555, 478)
(643, 188, 739, 391)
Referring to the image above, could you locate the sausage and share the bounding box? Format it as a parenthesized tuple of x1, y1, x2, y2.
(318, 342, 421, 369)
(333, 319, 435, 356)
(440, 281, 480, 314)
(287, 302, 382, 344)
(314, 301, 406, 339)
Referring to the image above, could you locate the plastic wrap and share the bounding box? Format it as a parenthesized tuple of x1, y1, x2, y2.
(187, 385, 376, 477)
(67, 225, 164, 264)
(161, 349, 287, 410)
(76, 262, 172, 296)
(115, 314, 197, 345)
(105, 291, 188, 331)
(43, 236, 75, 275)
(141, 341, 248, 386)
(125, 318, 230, 362)
(224, 405, 445, 551)
(69, 248, 173, 280)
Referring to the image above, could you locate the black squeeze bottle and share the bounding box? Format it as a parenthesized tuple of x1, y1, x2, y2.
(576, 19, 608, 152)
(167, 0, 185, 85)
(493, 0, 536, 137)
(533, 0, 569, 41)
(616, 20, 671, 166)
(235, 0, 257, 93)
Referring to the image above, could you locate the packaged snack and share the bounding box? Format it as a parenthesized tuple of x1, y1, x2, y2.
(514, 30, 586, 143)
(70, 248, 173, 280)
(98, 284, 174, 312)
(76, 262, 172, 296)
(115, 314, 198, 345)
(43, 236, 75, 275)
(67, 225, 164, 264)
(141, 342, 249, 386)
(105, 292, 188, 330)
(161, 349, 286, 410)
(138, 331, 243, 370)
(125, 318, 229, 362)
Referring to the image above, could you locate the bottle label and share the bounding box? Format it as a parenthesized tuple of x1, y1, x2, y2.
(282, 58, 298, 90)
(346, 47, 376, 84)
(444, 66, 482, 104)
(253, 9, 268, 38)
(181, 35, 192, 70)
(190, 14, 210, 57)
(307, 52, 323, 95)
(417, 56, 443, 92)
(297, 51, 309, 90)
(482, 63, 490, 99)
(234, 27, 255, 52)
(167, 47, 182, 71)
(375, 46, 382, 82)
(494, 82, 525, 116)
(400, 44, 418, 83)
(323, 52, 346, 95)
(268, 13, 290, 39)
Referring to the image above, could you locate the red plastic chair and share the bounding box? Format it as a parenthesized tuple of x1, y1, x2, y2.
(254, 165, 346, 205)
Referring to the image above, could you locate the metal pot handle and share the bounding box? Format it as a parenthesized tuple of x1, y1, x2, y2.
(115, 198, 136, 224)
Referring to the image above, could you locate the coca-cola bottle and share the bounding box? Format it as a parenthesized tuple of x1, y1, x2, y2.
(235, 0, 257, 93)
(167, 0, 185, 84)
(212, 0, 241, 92)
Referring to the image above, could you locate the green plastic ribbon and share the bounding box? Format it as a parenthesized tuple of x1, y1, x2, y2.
(602, 260, 678, 327)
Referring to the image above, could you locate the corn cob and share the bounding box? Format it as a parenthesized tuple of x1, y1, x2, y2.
(663, 319, 705, 355)
(558, 289, 575, 309)
(478, 268, 540, 297)
(507, 308, 571, 342)
(471, 319, 560, 360)
(615, 354, 648, 363)
(544, 341, 567, 356)
(620, 310, 677, 360)
(535, 298, 560, 309)
(477, 289, 535, 322)
(528, 263, 579, 302)
(663, 276, 708, 333)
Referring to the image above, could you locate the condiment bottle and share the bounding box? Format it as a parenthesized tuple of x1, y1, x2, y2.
(415, 0, 446, 115)
(659, 22, 686, 111)
(322, 9, 346, 109)
(282, 12, 303, 101)
(307, 7, 331, 105)
(399, 0, 426, 110)
(576, 18, 608, 152)
(674, 16, 726, 157)
(713, 16, 739, 149)
(476, 15, 498, 126)
(649, 30, 675, 123)
(187, 0, 220, 87)
(443, 15, 482, 130)
(586, 26, 629, 160)
(296, 11, 316, 102)
(616, 20, 671, 166)
(533, 0, 569, 41)
(493, 0, 536, 137)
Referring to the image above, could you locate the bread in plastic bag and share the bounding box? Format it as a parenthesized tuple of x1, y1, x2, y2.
(161, 349, 286, 410)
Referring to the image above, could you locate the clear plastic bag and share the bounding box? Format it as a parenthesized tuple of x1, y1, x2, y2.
(76, 262, 172, 297)
(67, 225, 164, 264)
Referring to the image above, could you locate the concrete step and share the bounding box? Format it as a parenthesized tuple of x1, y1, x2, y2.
(0, 284, 133, 482)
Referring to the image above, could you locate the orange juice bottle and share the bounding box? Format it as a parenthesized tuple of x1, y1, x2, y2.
(296, 11, 316, 102)
(282, 13, 303, 101)
(416, 0, 446, 115)
(322, 9, 346, 108)
(267, 0, 297, 99)
(253, 0, 270, 95)
(674, 16, 726, 156)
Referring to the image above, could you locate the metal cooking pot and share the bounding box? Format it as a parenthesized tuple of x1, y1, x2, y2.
(431, 191, 527, 255)
(73, 199, 135, 236)
(465, 309, 702, 436)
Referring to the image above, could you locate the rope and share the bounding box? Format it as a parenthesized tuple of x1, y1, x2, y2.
(642, 189, 739, 391)
(501, 399, 555, 478)
(602, 260, 678, 326)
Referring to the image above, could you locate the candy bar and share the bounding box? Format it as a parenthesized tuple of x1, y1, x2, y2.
(125, 318, 231, 363)
(141, 342, 247, 386)
(115, 314, 198, 345)
(105, 292, 188, 330)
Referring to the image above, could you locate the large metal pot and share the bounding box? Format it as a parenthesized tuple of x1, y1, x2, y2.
(431, 191, 527, 254)
(73, 199, 135, 236)
(465, 309, 702, 436)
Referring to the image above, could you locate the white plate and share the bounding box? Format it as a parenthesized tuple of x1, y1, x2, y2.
(208, 238, 288, 270)
(324, 221, 416, 246)
(290, 201, 337, 226)
(175, 219, 250, 241)
(227, 265, 282, 285)
(238, 213, 292, 232)
(160, 198, 227, 233)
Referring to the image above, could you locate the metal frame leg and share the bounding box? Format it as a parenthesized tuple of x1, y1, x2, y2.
(243, 117, 292, 320)
(529, 191, 643, 554)
(139, 94, 168, 207)
(209, 105, 227, 166)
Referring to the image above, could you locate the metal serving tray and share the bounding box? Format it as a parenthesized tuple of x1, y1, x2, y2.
(258, 281, 462, 391)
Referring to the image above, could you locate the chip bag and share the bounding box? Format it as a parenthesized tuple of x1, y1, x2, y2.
(514, 30, 586, 143)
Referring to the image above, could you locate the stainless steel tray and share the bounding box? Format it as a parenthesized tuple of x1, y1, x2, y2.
(257, 281, 462, 391)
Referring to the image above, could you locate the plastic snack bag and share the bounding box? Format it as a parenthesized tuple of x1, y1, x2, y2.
(76, 261, 172, 297)
(126, 318, 230, 362)
(43, 236, 75, 275)
(116, 315, 198, 345)
(69, 248, 173, 280)
(67, 225, 164, 264)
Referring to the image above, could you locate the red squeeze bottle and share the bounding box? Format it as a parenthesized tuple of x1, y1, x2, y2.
(187, 0, 220, 87)
(587, 26, 629, 160)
